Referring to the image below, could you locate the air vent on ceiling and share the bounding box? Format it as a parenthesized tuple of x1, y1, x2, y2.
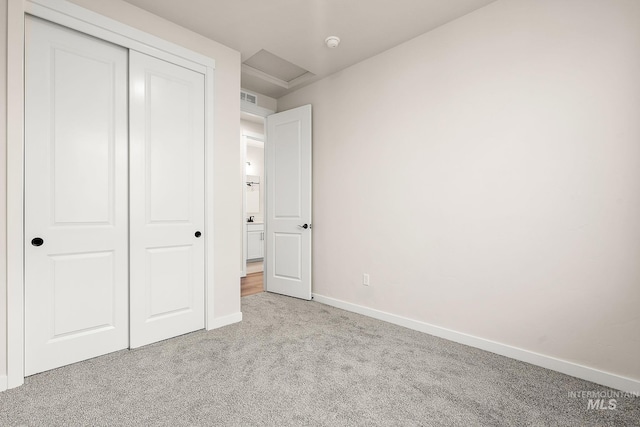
(241, 90, 257, 105)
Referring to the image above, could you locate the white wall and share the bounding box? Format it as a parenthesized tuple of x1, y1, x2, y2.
(278, 0, 640, 383)
(66, 0, 243, 321)
(242, 87, 277, 112)
(241, 119, 265, 222)
(241, 119, 264, 136)
(246, 145, 265, 222)
(1, 0, 242, 381)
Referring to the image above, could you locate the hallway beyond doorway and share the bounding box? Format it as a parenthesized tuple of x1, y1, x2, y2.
(241, 272, 263, 297)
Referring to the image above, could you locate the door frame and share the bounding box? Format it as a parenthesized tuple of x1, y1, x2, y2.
(240, 103, 313, 299)
(6, 0, 216, 389)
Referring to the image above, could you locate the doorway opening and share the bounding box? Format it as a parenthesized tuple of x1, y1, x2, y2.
(239, 103, 313, 300)
(241, 111, 266, 296)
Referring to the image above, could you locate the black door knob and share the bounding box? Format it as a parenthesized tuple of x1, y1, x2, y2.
(31, 237, 44, 247)
(195, 231, 202, 238)
(298, 224, 308, 229)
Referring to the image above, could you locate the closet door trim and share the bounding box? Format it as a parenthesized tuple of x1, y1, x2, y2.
(26, 0, 213, 72)
(6, 0, 216, 389)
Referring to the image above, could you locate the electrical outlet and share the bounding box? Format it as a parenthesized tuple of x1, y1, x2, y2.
(363, 273, 370, 286)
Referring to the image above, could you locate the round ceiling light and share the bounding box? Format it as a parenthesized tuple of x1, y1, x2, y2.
(325, 36, 341, 49)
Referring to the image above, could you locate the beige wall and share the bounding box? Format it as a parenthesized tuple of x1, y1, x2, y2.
(1, 0, 242, 380)
(242, 88, 277, 112)
(278, 0, 640, 381)
(246, 145, 265, 222)
(241, 119, 264, 136)
(0, 0, 8, 380)
(241, 119, 265, 224)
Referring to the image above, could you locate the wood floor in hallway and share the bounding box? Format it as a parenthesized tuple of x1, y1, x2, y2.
(241, 272, 264, 297)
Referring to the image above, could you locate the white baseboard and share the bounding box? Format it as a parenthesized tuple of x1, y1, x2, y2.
(312, 293, 640, 393)
(0, 375, 7, 392)
(207, 312, 242, 330)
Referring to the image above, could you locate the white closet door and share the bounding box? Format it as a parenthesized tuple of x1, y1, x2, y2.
(24, 16, 129, 376)
(129, 51, 205, 348)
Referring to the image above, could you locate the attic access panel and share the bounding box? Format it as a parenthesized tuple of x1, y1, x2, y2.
(244, 49, 310, 82)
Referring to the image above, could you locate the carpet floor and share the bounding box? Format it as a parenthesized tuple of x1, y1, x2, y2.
(0, 293, 638, 426)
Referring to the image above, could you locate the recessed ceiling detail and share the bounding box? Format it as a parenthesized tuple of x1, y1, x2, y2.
(242, 50, 315, 91)
(121, 0, 499, 98)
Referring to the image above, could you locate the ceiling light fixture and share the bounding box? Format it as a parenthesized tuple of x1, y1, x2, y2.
(325, 36, 340, 49)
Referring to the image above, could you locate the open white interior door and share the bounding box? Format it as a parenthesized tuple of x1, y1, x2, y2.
(265, 105, 312, 300)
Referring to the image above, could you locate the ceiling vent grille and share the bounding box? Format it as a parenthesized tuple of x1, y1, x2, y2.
(241, 90, 257, 105)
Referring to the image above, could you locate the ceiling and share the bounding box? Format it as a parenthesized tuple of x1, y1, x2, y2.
(122, 0, 497, 99)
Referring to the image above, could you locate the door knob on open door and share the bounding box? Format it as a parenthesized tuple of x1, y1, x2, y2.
(298, 224, 309, 229)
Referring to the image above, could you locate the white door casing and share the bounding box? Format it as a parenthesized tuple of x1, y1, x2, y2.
(24, 16, 129, 376)
(265, 105, 312, 300)
(129, 50, 206, 348)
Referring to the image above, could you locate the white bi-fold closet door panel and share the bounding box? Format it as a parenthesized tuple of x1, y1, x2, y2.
(24, 16, 205, 376)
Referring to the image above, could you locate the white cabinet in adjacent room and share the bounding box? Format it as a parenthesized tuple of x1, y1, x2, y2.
(247, 223, 264, 260)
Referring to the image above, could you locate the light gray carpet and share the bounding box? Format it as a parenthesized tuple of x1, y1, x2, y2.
(0, 292, 638, 426)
